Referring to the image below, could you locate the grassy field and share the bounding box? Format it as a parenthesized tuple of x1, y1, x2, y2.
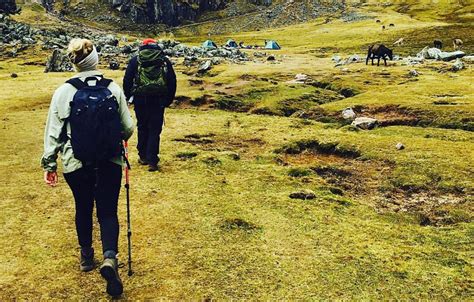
(1, 2, 473, 299)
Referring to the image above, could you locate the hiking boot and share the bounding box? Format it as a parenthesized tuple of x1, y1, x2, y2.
(100, 258, 123, 297)
(148, 163, 159, 172)
(80, 248, 95, 272)
(138, 157, 148, 165)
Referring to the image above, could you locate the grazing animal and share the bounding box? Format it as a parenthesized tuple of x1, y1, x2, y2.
(393, 38, 404, 46)
(389, 23, 395, 27)
(376, 19, 381, 23)
(433, 39, 443, 49)
(366, 44, 393, 66)
(453, 38, 463, 50)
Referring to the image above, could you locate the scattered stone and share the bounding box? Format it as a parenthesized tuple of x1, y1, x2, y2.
(462, 55, 474, 63)
(341, 107, 356, 120)
(44, 49, 73, 73)
(290, 73, 310, 84)
(332, 55, 342, 63)
(226, 152, 241, 161)
(403, 56, 424, 66)
(396, 142, 405, 150)
(10, 73, 17, 78)
(451, 58, 464, 72)
(351, 117, 378, 130)
(289, 189, 316, 200)
(109, 60, 120, 70)
(335, 54, 362, 66)
(197, 60, 212, 74)
(408, 70, 419, 77)
(267, 55, 276, 61)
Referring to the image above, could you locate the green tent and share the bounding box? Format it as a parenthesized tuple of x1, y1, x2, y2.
(264, 40, 281, 50)
(225, 39, 238, 48)
(202, 40, 218, 49)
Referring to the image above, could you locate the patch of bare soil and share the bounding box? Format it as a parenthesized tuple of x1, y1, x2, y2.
(378, 192, 472, 226)
(353, 105, 420, 127)
(275, 139, 471, 226)
(173, 133, 267, 158)
(279, 151, 391, 197)
(171, 94, 217, 109)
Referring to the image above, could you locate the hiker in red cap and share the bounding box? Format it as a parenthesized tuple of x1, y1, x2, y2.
(123, 39, 176, 171)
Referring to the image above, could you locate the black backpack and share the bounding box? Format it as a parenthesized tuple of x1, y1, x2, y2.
(66, 76, 122, 163)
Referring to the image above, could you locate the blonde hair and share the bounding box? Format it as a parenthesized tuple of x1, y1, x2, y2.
(67, 38, 94, 64)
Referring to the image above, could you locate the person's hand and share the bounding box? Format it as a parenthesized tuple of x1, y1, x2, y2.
(44, 171, 58, 187)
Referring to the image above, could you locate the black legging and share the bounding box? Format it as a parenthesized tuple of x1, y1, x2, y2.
(64, 161, 122, 254)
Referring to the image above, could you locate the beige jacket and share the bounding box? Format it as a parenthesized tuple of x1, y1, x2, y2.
(41, 71, 134, 173)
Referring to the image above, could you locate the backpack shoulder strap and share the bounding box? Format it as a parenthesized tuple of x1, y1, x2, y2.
(66, 78, 87, 90)
(97, 77, 113, 88)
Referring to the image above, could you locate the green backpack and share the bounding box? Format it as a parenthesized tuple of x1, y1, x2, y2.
(133, 48, 168, 96)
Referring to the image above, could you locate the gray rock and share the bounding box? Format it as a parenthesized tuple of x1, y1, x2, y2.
(10, 73, 17, 78)
(417, 46, 465, 61)
(267, 55, 276, 61)
(462, 55, 474, 63)
(408, 70, 419, 77)
(44, 49, 73, 73)
(451, 58, 464, 72)
(417, 47, 441, 59)
(403, 56, 424, 66)
(351, 117, 378, 130)
(396, 143, 405, 150)
(332, 55, 342, 63)
(290, 189, 316, 200)
(439, 51, 465, 61)
(197, 60, 212, 74)
(342, 107, 356, 120)
(109, 60, 120, 70)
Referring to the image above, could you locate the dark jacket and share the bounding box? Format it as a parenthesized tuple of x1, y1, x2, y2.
(123, 44, 177, 106)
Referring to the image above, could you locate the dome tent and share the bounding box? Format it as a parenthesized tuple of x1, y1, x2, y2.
(264, 40, 281, 50)
(225, 39, 238, 48)
(202, 40, 218, 49)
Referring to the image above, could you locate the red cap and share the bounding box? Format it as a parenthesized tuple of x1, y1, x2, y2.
(142, 38, 157, 46)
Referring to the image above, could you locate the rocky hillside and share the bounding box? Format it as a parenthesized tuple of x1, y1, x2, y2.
(32, 0, 273, 26)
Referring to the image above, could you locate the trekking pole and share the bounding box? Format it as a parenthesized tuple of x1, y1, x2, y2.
(123, 141, 133, 276)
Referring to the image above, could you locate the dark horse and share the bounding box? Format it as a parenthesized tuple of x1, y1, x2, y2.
(366, 44, 393, 66)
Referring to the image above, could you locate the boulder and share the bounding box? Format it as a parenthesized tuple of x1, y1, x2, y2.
(396, 142, 405, 150)
(462, 55, 474, 63)
(197, 60, 212, 74)
(451, 58, 464, 72)
(44, 49, 73, 72)
(332, 55, 342, 63)
(289, 189, 316, 200)
(417, 47, 442, 60)
(417, 46, 465, 61)
(439, 51, 465, 61)
(290, 73, 309, 84)
(351, 117, 378, 130)
(408, 70, 419, 77)
(342, 107, 356, 120)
